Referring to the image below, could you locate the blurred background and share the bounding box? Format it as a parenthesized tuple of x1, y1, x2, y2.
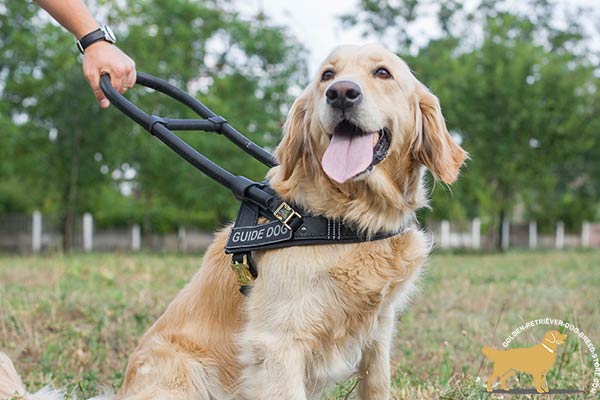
(1, 0, 600, 253)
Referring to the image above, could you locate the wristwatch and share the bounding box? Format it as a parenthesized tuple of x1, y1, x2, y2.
(76, 25, 116, 54)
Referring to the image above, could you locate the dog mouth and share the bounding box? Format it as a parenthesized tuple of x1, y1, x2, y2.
(321, 120, 390, 184)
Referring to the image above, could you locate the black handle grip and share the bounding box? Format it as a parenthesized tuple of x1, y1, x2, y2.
(99, 73, 277, 167)
(99, 73, 278, 207)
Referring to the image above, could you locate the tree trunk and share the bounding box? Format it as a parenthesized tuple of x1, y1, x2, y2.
(143, 188, 153, 249)
(62, 129, 82, 251)
(496, 209, 505, 251)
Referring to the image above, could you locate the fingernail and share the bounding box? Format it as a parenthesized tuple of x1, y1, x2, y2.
(100, 99, 110, 108)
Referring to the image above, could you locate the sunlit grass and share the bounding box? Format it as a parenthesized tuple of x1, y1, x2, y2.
(1, 251, 599, 399)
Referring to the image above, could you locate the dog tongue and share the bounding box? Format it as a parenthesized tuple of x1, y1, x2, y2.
(322, 132, 374, 183)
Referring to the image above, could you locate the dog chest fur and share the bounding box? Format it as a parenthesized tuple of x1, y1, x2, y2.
(237, 229, 429, 398)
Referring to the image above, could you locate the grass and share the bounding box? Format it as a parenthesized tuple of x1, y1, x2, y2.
(1, 250, 599, 399)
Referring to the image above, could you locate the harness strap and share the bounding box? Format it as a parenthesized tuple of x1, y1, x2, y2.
(226, 212, 399, 252)
(226, 184, 405, 295)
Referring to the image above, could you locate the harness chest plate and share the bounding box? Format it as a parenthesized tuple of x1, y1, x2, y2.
(224, 186, 405, 294)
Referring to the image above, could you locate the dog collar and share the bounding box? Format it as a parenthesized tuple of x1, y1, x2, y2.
(225, 183, 407, 294)
(542, 343, 554, 353)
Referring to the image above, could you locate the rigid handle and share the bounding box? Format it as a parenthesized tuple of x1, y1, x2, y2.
(99, 73, 277, 208)
(99, 73, 277, 167)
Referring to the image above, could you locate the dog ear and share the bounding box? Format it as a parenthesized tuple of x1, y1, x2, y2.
(412, 84, 467, 184)
(275, 91, 310, 180)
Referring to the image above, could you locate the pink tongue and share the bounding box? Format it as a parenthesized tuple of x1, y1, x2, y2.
(321, 132, 374, 183)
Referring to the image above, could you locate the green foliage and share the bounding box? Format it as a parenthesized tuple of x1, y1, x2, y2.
(345, 0, 600, 240)
(2, 0, 598, 240)
(111, 0, 307, 230)
(0, 0, 307, 239)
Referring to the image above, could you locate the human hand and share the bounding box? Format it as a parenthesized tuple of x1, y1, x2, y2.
(82, 41, 136, 108)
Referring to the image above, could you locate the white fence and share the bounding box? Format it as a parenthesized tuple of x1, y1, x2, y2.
(1, 213, 599, 253)
(0, 212, 213, 253)
(428, 218, 600, 250)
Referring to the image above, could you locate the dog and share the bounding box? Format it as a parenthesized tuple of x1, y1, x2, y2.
(0, 44, 466, 400)
(482, 330, 567, 393)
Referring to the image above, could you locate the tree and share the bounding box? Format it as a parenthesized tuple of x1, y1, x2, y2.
(344, 0, 600, 246)
(102, 0, 307, 233)
(0, 0, 307, 247)
(0, 1, 122, 248)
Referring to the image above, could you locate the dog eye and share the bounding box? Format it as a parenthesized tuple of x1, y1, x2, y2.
(374, 67, 392, 79)
(321, 70, 335, 82)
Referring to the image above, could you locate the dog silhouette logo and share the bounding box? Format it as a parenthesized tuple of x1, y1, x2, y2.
(482, 330, 567, 393)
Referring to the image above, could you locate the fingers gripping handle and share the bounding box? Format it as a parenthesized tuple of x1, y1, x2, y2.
(100, 74, 150, 129)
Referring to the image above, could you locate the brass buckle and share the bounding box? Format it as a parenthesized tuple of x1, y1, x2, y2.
(273, 202, 301, 229)
(231, 254, 255, 286)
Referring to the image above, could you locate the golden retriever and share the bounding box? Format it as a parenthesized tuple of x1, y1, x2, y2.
(483, 330, 567, 393)
(0, 44, 466, 400)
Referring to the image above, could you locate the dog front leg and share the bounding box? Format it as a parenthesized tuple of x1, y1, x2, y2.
(541, 370, 549, 392)
(356, 308, 394, 400)
(533, 371, 547, 394)
(240, 337, 308, 400)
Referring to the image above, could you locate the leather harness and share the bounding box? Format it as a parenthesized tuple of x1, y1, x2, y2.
(224, 184, 402, 294)
(100, 72, 404, 295)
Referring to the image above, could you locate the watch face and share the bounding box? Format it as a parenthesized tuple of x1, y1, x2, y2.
(102, 25, 117, 43)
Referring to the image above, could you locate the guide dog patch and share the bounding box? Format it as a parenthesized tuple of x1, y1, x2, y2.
(226, 220, 293, 250)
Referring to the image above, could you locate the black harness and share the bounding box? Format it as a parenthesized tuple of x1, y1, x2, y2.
(100, 73, 403, 294)
(224, 184, 401, 293)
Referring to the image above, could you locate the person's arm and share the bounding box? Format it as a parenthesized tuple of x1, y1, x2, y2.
(34, 0, 136, 108)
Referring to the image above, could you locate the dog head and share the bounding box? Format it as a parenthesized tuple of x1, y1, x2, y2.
(543, 330, 567, 350)
(271, 44, 467, 232)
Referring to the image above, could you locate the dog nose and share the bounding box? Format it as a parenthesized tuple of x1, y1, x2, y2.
(326, 81, 362, 110)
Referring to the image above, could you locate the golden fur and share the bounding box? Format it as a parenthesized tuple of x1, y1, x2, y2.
(0, 44, 466, 400)
(482, 330, 567, 393)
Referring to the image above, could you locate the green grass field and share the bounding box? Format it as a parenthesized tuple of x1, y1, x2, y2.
(1, 251, 599, 399)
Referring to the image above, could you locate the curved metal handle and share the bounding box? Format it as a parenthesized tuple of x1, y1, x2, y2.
(99, 73, 277, 167)
(99, 73, 277, 207)
(100, 74, 153, 130)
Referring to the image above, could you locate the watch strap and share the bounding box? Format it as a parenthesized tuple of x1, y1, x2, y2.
(76, 27, 114, 54)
